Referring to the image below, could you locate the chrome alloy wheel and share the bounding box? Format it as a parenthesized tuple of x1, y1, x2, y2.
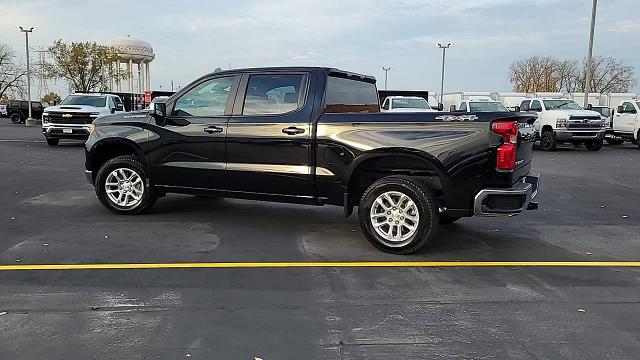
(104, 168, 144, 208)
(369, 191, 420, 247)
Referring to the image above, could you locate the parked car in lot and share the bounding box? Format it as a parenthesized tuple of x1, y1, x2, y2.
(85, 67, 540, 254)
(451, 99, 509, 112)
(42, 93, 125, 146)
(7, 100, 49, 124)
(0, 104, 7, 117)
(606, 100, 640, 147)
(381, 96, 437, 112)
(520, 98, 605, 151)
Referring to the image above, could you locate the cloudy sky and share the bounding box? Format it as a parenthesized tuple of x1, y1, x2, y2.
(1, 0, 639, 96)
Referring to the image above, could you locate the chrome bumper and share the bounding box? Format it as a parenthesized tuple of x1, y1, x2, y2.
(474, 174, 540, 217)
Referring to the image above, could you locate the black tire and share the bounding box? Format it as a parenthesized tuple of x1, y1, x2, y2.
(10, 113, 23, 124)
(540, 131, 557, 151)
(358, 176, 439, 254)
(94, 155, 157, 214)
(606, 138, 624, 145)
(439, 214, 461, 225)
(46, 138, 59, 146)
(585, 139, 603, 151)
(637, 131, 640, 149)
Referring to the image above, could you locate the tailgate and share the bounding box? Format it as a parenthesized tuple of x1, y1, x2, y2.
(514, 115, 537, 181)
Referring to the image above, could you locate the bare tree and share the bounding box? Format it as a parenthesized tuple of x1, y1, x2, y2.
(0, 44, 27, 99)
(45, 40, 128, 92)
(509, 56, 560, 92)
(555, 59, 579, 92)
(510, 55, 636, 93)
(579, 56, 636, 93)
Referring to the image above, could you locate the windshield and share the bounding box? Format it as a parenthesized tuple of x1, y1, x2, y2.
(60, 95, 106, 107)
(468, 101, 508, 112)
(392, 98, 430, 109)
(542, 100, 582, 110)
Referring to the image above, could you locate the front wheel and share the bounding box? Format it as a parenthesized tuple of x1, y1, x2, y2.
(585, 139, 603, 151)
(10, 113, 23, 124)
(540, 131, 557, 151)
(358, 176, 439, 254)
(95, 155, 157, 214)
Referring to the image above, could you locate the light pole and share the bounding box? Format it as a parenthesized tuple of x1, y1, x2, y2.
(583, 0, 598, 108)
(381, 66, 391, 90)
(437, 43, 451, 107)
(18, 26, 35, 126)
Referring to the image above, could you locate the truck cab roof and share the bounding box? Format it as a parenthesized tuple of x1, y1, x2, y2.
(198, 67, 376, 84)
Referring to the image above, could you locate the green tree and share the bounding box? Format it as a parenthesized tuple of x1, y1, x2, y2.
(46, 40, 128, 92)
(42, 91, 61, 105)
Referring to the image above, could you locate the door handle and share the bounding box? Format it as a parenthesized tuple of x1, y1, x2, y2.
(204, 126, 224, 134)
(282, 126, 305, 135)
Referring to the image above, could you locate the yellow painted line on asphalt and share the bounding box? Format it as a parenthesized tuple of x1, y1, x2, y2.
(1, 261, 640, 271)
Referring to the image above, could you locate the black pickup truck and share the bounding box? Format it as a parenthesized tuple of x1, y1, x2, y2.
(85, 67, 539, 254)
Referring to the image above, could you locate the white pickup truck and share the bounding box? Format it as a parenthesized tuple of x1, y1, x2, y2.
(607, 100, 640, 147)
(42, 93, 125, 146)
(381, 96, 437, 112)
(519, 98, 605, 151)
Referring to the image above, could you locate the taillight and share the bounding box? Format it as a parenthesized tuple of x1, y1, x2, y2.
(491, 120, 519, 171)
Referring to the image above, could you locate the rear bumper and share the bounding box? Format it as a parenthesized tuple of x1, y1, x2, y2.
(555, 129, 605, 141)
(473, 174, 540, 217)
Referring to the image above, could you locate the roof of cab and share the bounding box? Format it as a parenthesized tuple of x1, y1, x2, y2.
(200, 67, 377, 83)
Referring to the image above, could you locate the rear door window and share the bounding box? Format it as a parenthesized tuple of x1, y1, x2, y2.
(241, 74, 306, 116)
(325, 76, 379, 113)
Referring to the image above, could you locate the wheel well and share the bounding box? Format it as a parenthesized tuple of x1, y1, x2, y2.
(348, 154, 443, 207)
(541, 125, 554, 133)
(90, 143, 140, 174)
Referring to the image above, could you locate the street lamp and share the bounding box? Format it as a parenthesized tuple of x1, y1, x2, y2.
(583, 0, 598, 108)
(437, 43, 451, 107)
(381, 66, 391, 90)
(18, 26, 35, 127)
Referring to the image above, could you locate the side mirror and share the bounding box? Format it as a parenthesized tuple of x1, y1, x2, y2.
(617, 105, 624, 113)
(514, 106, 521, 112)
(153, 102, 167, 123)
(449, 105, 456, 112)
(110, 107, 116, 114)
(437, 103, 444, 111)
(586, 104, 593, 110)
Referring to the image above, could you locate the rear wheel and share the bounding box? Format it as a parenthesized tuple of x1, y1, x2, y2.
(9, 113, 23, 124)
(585, 139, 603, 151)
(95, 155, 157, 214)
(439, 214, 461, 225)
(46, 138, 59, 146)
(358, 176, 439, 254)
(540, 131, 557, 151)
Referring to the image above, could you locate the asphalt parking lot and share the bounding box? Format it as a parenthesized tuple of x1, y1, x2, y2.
(0, 122, 639, 359)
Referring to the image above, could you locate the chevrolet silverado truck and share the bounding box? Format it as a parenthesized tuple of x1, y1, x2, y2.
(519, 98, 605, 151)
(85, 67, 540, 254)
(42, 93, 125, 146)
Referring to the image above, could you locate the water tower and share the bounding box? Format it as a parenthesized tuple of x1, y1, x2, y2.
(106, 35, 155, 94)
